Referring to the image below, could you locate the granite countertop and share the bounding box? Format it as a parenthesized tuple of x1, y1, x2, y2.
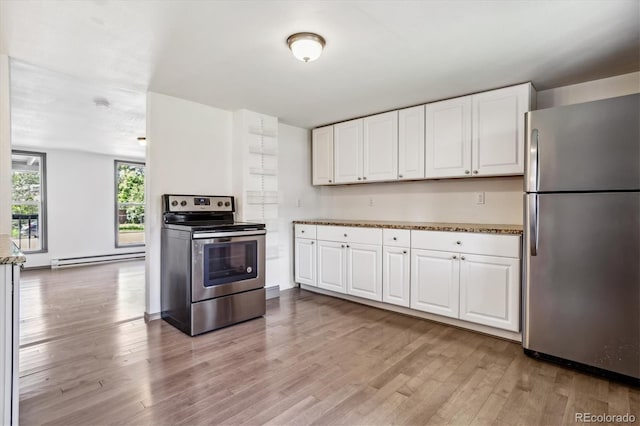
(0, 235, 27, 264)
(293, 219, 523, 235)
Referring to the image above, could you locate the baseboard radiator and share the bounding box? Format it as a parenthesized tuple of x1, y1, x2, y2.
(51, 252, 145, 268)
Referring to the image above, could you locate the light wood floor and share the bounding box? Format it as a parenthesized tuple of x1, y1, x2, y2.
(19, 261, 639, 425)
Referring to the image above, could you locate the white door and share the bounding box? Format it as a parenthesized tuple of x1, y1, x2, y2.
(346, 243, 382, 301)
(363, 111, 398, 182)
(459, 254, 520, 331)
(312, 125, 334, 185)
(411, 249, 460, 318)
(317, 240, 346, 293)
(471, 83, 531, 176)
(294, 238, 316, 286)
(425, 96, 472, 178)
(334, 118, 363, 183)
(398, 105, 425, 180)
(383, 246, 410, 307)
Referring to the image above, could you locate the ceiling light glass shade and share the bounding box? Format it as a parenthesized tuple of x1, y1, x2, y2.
(287, 32, 326, 62)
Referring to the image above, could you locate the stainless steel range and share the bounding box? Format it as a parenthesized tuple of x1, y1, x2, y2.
(161, 194, 266, 336)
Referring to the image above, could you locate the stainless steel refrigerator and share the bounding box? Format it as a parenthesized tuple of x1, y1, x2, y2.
(523, 93, 640, 383)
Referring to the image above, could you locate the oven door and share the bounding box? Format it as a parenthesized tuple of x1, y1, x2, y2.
(191, 231, 265, 302)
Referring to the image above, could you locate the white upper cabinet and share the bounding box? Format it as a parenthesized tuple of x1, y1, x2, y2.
(398, 105, 425, 180)
(312, 126, 334, 185)
(425, 96, 472, 178)
(471, 83, 532, 176)
(334, 119, 364, 184)
(363, 111, 398, 182)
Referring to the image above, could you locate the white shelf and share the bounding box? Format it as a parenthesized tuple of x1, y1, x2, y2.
(246, 191, 279, 205)
(249, 145, 278, 156)
(248, 125, 278, 138)
(249, 167, 277, 176)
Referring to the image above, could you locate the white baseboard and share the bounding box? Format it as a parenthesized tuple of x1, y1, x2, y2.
(51, 252, 145, 268)
(144, 311, 161, 322)
(300, 284, 522, 343)
(266, 286, 280, 300)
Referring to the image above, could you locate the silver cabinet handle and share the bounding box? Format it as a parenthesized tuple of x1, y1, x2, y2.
(465, 170, 470, 175)
(363, 176, 367, 180)
(341, 244, 345, 248)
(456, 241, 461, 245)
(311, 241, 315, 245)
(473, 170, 479, 175)
(398, 174, 403, 178)
(357, 177, 362, 180)
(346, 244, 350, 248)
(329, 179, 332, 183)
(301, 230, 305, 233)
(461, 256, 466, 260)
(403, 250, 407, 254)
(393, 237, 397, 241)
(343, 233, 347, 237)
(452, 255, 458, 259)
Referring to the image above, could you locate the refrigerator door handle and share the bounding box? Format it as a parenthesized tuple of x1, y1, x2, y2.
(529, 194, 538, 256)
(529, 128, 539, 192)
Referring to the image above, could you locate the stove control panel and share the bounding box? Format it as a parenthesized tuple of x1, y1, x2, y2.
(164, 195, 234, 213)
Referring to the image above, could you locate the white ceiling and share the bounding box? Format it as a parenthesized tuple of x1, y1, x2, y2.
(1, 0, 639, 154)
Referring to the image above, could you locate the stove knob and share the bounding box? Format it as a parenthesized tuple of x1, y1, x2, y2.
(180, 201, 187, 207)
(224, 201, 231, 207)
(217, 201, 223, 207)
(171, 200, 178, 207)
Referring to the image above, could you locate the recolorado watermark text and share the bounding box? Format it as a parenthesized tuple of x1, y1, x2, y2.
(575, 412, 636, 423)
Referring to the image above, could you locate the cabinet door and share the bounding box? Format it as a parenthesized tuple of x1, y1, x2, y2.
(471, 83, 531, 176)
(346, 243, 382, 301)
(312, 126, 334, 185)
(317, 240, 346, 293)
(411, 249, 459, 318)
(398, 105, 425, 180)
(425, 96, 472, 178)
(294, 238, 317, 286)
(459, 254, 520, 331)
(363, 111, 398, 182)
(334, 119, 363, 183)
(383, 246, 410, 307)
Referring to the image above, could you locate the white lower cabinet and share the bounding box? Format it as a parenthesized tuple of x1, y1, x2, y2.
(383, 246, 410, 307)
(295, 224, 522, 336)
(459, 254, 520, 331)
(411, 249, 460, 318)
(317, 240, 346, 293)
(346, 243, 382, 301)
(294, 238, 316, 286)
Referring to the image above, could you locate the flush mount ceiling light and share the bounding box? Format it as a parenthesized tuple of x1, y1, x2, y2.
(287, 32, 326, 63)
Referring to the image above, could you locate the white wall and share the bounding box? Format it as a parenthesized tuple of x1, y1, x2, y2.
(318, 177, 523, 225)
(0, 54, 10, 235)
(537, 71, 640, 109)
(12, 148, 144, 268)
(145, 92, 232, 315)
(274, 123, 321, 290)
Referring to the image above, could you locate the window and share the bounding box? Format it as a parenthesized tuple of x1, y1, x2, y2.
(11, 151, 47, 252)
(115, 160, 145, 247)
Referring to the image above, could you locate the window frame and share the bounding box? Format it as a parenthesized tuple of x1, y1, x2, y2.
(11, 149, 48, 254)
(114, 159, 146, 248)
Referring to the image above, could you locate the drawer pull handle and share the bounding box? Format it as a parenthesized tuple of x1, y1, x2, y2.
(311, 241, 314, 245)
(393, 237, 397, 241)
(301, 230, 305, 233)
(403, 250, 407, 254)
(461, 256, 466, 260)
(456, 241, 461, 245)
(344, 234, 347, 237)
(341, 244, 345, 248)
(346, 245, 350, 248)
(452, 255, 458, 259)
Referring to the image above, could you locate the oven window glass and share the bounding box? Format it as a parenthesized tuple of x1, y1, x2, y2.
(203, 241, 258, 287)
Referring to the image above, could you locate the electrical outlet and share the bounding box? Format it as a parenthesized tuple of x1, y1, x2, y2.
(475, 192, 485, 205)
(369, 197, 374, 207)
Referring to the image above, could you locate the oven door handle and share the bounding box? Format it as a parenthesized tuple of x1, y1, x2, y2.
(192, 229, 266, 239)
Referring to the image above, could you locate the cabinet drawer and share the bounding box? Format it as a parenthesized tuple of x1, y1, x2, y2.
(411, 230, 521, 258)
(295, 224, 317, 239)
(317, 225, 382, 245)
(383, 229, 410, 247)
